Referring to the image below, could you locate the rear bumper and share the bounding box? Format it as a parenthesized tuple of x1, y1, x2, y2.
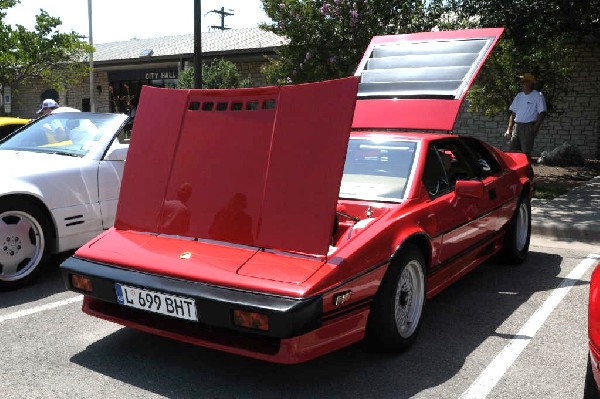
(61, 256, 369, 363)
(82, 296, 368, 364)
(61, 256, 322, 339)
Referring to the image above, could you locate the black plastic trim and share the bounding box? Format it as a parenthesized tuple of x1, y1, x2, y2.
(61, 256, 323, 339)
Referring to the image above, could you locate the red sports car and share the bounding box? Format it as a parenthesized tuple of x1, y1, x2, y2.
(61, 28, 533, 364)
(586, 266, 600, 398)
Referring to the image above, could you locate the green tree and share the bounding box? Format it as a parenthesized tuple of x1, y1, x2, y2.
(449, 0, 597, 115)
(260, 0, 450, 85)
(178, 58, 252, 89)
(0, 1, 93, 95)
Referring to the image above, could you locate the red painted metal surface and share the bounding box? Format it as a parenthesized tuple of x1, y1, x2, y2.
(116, 78, 358, 255)
(352, 27, 504, 130)
(353, 99, 462, 131)
(589, 265, 600, 390)
(76, 228, 321, 296)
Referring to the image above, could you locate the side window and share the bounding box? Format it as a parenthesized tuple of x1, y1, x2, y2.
(422, 146, 450, 197)
(116, 119, 133, 144)
(460, 137, 502, 177)
(433, 139, 480, 185)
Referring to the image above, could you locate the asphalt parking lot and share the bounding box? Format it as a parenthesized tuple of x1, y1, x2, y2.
(1, 237, 598, 399)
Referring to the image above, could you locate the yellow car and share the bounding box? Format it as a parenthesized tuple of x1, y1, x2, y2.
(0, 117, 30, 140)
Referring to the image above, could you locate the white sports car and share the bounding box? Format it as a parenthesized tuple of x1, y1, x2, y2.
(0, 112, 132, 289)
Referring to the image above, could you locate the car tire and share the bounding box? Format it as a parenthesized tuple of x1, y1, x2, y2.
(0, 199, 53, 290)
(499, 195, 531, 265)
(585, 354, 600, 399)
(365, 247, 426, 352)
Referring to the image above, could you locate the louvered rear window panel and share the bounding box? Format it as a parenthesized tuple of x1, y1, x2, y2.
(357, 37, 494, 99)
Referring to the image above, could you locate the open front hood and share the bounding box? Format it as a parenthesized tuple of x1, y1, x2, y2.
(352, 28, 503, 131)
(115, 78, 359, 256)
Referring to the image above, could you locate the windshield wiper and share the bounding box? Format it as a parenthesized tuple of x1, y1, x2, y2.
(336, 210, 360, 223)
(54, 152, 81, 157)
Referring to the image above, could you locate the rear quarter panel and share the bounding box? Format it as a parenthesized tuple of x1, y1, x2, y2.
(589, 265, 600, 353)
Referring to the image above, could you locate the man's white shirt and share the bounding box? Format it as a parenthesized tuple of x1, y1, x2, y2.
(509, 90, 547, 123)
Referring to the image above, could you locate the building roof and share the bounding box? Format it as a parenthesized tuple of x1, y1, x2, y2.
(93, 28, 287, 62)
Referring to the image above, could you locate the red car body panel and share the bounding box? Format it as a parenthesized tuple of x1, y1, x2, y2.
(76, 228, 327, 296)
(61, 28, 536, 364)
(116, 78, 359, 256)
(588, 265, 600, 390)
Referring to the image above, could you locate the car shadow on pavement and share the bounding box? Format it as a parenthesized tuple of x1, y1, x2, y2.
(70, 251, 584, 398)
(0, 252, 72, 309)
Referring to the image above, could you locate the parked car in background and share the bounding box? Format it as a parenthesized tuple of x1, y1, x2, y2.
(61, 28, 534, 364)
(0, 117, 30, 140)
(586, 265, 600, 398)
(0, 112, 132, 289)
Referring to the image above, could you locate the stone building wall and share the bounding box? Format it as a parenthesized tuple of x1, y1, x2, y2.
(8, 80, 53, 118)
(235, 60, 269, 87)
(454, 41, 600, 159)
(63, 72, 111, 114)
(8, 71, 110, 119)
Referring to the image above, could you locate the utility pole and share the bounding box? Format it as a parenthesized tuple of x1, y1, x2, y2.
(209, 7, 233, 31)
(88, 0, 95, 111)
(194, 0, 202, 89)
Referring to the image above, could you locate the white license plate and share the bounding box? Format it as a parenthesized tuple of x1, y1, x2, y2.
(115, 283, 198, 322)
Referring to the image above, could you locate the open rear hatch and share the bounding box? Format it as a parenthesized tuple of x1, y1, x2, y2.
(352, 28, 503, 131)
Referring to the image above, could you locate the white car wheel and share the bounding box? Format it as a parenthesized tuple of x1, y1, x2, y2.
(395, 259, 426, 339)
(0, 201, 51, 288)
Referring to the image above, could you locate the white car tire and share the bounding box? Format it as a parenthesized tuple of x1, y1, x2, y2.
(499, 195, 531, 265)
(365, 246, 426, 352)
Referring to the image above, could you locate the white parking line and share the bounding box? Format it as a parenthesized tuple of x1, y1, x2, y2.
(0, 295, 83, 323)
(460, 253, 600, 399)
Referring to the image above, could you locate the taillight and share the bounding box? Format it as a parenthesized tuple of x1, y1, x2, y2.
(233, 309, 269, 331)
(70, 274, 93, 292)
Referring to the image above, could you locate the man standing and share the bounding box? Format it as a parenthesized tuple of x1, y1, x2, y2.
(504, 73, 547, 160)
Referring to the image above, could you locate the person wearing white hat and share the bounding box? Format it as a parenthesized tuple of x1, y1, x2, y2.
(504, 73, 547, 160)
(36, 98, 59, 115)
(36, 99, 81, 115)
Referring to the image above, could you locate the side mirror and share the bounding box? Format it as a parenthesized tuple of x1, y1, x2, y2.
(454, 179, 484, 199)
(104, 145, 128, 161)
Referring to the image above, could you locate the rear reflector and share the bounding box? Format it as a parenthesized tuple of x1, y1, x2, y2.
(233, 309, 269, 331)
(71, 274, 93, 292)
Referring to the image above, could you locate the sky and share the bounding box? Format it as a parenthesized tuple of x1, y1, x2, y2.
(4, 0, 271, 44)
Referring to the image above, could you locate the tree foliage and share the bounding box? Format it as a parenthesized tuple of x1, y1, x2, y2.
(178, 58, 252, 89)
(0, 1, 92, 92)
(260, 0, 597, 115)
(455, 0, 587, 115)
(260, 0, 450, 85)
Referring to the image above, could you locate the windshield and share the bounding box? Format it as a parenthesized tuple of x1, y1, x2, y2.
(340, 138, 417, 202)
(0, 113, 129, 157)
